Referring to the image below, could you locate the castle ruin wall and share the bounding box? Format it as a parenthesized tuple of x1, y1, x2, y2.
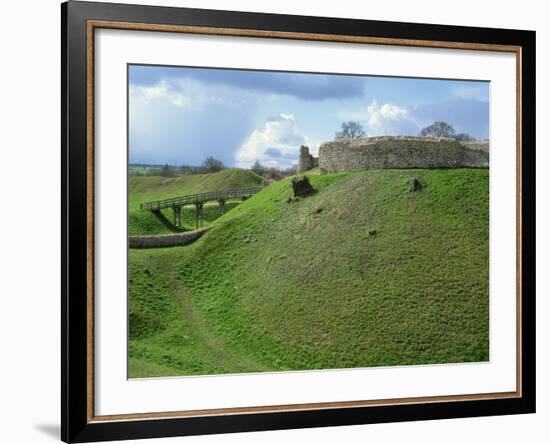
(318, 136, 489, 172)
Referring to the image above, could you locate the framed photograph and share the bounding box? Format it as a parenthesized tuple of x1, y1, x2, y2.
(61, 1, 535, 442)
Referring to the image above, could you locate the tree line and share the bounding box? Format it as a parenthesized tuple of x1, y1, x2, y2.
(334, 120, 477, 141)
(130, 155, 297, 180)
(129, 156, 226, 178)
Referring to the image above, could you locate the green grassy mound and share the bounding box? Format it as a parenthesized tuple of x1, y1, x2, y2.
(129, 168, 489, 377)
(128, 168, 264, 235)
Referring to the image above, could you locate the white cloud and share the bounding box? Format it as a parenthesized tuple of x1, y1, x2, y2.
(366, 100, 415, 134)
(235, 114, 307, 169)
(338, 100, 419, 136)
(306, 141, 321, 157)
(129, 78, 242, 112)
(129, 80, 193, 108)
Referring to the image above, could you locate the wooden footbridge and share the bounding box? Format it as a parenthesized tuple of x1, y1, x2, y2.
(140, 187, 262, 228)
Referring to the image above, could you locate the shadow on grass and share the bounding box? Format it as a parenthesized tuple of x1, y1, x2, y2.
(152, 210, 186, 233)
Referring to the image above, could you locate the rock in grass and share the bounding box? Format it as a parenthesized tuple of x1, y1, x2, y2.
(409, 177, 423, 192)
(291, 176, 315, 197)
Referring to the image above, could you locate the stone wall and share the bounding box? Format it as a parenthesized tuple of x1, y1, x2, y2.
(128, 229, 207, 248)
(318, 136, 489, 172)
(460, 139, 490, 153)
(298, 145, 319, 172)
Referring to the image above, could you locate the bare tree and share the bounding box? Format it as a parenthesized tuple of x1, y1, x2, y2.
(335, 121, 366, 140)
(453, 133, 475, 142)
(285, 165, 298, 176)
(251, 160, 266, 176)
(420, 121, 456, 138)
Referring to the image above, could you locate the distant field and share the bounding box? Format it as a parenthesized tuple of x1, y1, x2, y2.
(128, 168, 264, 234)
(129, 164, 213, 176)
(128, 165, 163, 176)
(128, 168, 489, 377)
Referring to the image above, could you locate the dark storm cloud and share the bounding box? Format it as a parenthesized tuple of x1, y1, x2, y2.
(130, 65, 366, 101)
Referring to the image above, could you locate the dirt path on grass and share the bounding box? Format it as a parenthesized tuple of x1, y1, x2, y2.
(174, 288, 268, 373)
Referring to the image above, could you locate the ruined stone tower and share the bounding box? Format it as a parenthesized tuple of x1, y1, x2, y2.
(297, 145, 319, 172)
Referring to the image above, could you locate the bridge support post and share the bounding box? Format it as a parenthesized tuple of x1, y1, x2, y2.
(172, 206, 181, 227)
(195, 203, 203, 229)
(218, 199, 226, 215)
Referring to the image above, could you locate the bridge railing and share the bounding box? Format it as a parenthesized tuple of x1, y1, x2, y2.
(140, 187, 263, 211)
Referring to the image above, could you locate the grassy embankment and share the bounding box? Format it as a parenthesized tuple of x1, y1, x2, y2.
(128, 168, 489, 377)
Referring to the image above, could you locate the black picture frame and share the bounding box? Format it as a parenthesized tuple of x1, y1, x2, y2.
(61, 1, 536, 442)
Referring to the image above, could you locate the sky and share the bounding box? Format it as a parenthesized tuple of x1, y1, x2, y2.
(128, 65, 489, 169)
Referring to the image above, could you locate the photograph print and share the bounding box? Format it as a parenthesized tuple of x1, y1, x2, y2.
(127, 64, 489, 379)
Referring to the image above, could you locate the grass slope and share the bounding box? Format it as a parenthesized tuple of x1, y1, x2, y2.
(129, 168, 489, 377)
(128, 168, 264, 235)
